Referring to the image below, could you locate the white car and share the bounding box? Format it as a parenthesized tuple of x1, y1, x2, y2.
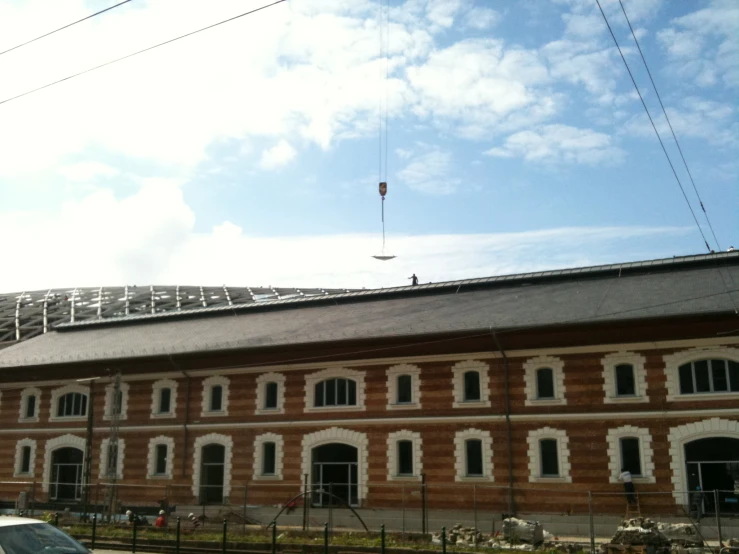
(0, 516, 90, 554)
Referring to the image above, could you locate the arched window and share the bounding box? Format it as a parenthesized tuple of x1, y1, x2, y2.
(314, 378, 357, 407)
(202, 376, 229, 416)
(57, 392, 87, 418)
(536, 368, 555, 399)
(463, 371, 481, 402)
(679, 359, 739, 394)
(19, 387, 41, 422)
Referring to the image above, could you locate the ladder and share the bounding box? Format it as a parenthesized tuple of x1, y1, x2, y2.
(625, 493, 641, 518)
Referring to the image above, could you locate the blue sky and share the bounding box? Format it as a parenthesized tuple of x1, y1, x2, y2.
(0, 0, 736, 291)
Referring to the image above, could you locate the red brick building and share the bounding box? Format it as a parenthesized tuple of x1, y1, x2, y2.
(1, 252, 738, 521)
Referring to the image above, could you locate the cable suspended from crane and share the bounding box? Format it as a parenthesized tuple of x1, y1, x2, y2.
(372, 0, 395, 261)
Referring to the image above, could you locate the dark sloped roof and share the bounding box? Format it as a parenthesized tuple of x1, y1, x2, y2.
(0, 253, 737, 368)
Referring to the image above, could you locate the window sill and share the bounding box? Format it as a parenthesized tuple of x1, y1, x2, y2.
(18, 417, 40, 423)
(256, 408, 285, 415)
(253, 474, 282, 481)
(151, 412, 176, 419)
(13, 473, 34, 478)
(388, 474, 422, 481)
(48, 416, 87, 422)
(452, 400, 491, 409)
(148, 474, 172, 480)
(201, 410, 229, 417)
(529, 476, 571, 483)
(387, 402, 420, 410)
(305, 405, 365, 413)
(457, 475, 494, 482)
(667, 392, 739, 402)
(524, 398, 566, 407)
(604, 395, 649, 404)
(609, 475, 656, 484)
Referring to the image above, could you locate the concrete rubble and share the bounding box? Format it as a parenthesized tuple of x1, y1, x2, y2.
(609, 517, 671, 547)
(431, 519, 577, 552)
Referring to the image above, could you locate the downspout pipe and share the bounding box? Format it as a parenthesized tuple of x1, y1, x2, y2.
(182, 370, 191, 478)
(491, 329, 515, 515)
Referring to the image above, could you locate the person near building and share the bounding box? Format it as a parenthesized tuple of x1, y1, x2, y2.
(618, 468, 637, 505)
(690, 486, 705, 521)
(155, 510, 166, 528)
(408, 274, 419, 286)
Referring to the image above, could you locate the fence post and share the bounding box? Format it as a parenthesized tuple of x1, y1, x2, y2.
(328, 483, 333, 534)
(323, 522, 329, 554)
(713, 489, 723, 545)
(421, 474, 427, 535)
(243, 485, 248, 534)
(132, 515, 138, 554)
(91, 515, 97, 550)
(473, 484, 478, 546)
(402, 483, 406, 535)
(442, 526, 447, 554)
(272, 520, 277, 554)
(222, 518, 228, 554)
(31, 481, 36, 516)
(54, 512, 59, 527)
(176, 517, 181, 554)
(303, 474, 309, 532)
(588, 491, 595, 554)
(381, 524, 386, 554)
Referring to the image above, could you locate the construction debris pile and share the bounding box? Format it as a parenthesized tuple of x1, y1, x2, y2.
(432, 519, 580, 552)
(431, 524, 486, 547)
(605, 517, 704, 553)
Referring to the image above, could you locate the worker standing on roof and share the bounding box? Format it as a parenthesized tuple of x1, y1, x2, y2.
(408, 274, 418, 286)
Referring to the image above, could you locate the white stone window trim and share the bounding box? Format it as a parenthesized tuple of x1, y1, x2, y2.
(301, 428, 368, 502)
(386, 430, 423, 480)
(14, 438, 37, 477)
(255, 373, 286, 415)
(451, 360, 491, 408)
(253, 432, 284, 480)
(103, 382, 130, 421)
(192, 433, 233, 500)
(606, 426, 655, 483)
(99, 437, 126, 479)
(523, 356, 567, 406)
(663, 346, 739, 401)
(42, 435, 86, 492)
(601, 352, 649, 404)
(201, 376, 230, 417)
(49, 384, 89, 422)
(147, 436, 175, 479)
(304, 368, 366, 413)
(668, 418, 739, 506)
(527, 427, 572, 483)
(454, 428, 494, 482)
(19, 387, 42, 422)
(151, 379, 178, 419)
(386, 364, 422, 410)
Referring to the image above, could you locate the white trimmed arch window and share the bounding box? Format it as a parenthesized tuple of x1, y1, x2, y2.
(523, 356, 566, 406)
(454, 428, 493, 481)
(606, 426, 655, 483)
(99, 438, 125, 479)
(103, 382, 130, 420)
(527, 427, 571, 482)
(42, 435, 86, 492)
(304, 368, 366, 412)
(14, 438, 37, 477)
(151, 379, 177, 418)
(256, 373, 286, 414)
(147, 436, 175, 479)
(19, 387, 42, 422)
(663, 347, 739, 401)
(387, 430, 423, 480)
(201, 376, 230, 416)
(452, 360, 491, 408)
(386, 364, 421, 409)
(191, 433, 233, 499)
(601, 352, 648, 403)
(253, 433, 284, 480)
(50, 385, 89, 421)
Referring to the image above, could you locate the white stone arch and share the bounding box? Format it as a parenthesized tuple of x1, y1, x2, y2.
(668, 418, 739, 505)
(49, 384, 89, 421)
(191, 433, 233, 500)
(301, 427, 369, 502)
(451, 360, 491, 408)
(42, 434, 86, 492)
(663, 346, 739, 401)
(19, 387, 42, 422)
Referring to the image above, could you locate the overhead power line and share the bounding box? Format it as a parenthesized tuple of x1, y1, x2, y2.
(618, 0, 723, 252)
(594, 0, 712, 254)
(0, 0, 287, 107)
(0, 0, 133, 57)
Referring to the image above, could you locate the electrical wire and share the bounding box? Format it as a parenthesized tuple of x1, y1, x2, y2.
(0, 0, 133, 57)
(618, 0, 723, 252)
(594, 0, 712, 253)
(0, 0, 287, 107)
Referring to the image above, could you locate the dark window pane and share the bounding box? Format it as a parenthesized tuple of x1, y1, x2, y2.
(263, 442, 276, 475)
(210, 385, 223, 411)
(465, 439, 483, 476)
(58, 393, 87, 417)
(694, 360, 710, 392)
(397, 441, 413, 475)
(337, 378, 347, 405)
(729, 361, 739, 392)
(113, 390, 123, 415)
(397, 375, 412, 403)
(155, 445, 168, 474)
(315, 382, 324, 407)
(615, 364, 636, 396)
(265, 382, 278, 409)
(107, 444, 118, 475)
(326, 378, 337, 406)
(710, 360, 728, 392)
(21, 446, 31, 474)
(348, 379, 357, 405)
(620, 437, 641, 476)
(540, 439, 559, 476)
(159, 388, 171, 413)
(537, 368, 555, 399)
(80, 394, 87, 416)
(464, 371, 481, 401)
(679, 364, 694, 394)
(26, 395, 36, 418)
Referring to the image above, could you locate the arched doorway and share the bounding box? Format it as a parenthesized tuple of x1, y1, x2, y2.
(50, 447, 83, 501)
(200, 444, 225, 504)
(685, 437, 739, 514)
(312, 443, 358, 507)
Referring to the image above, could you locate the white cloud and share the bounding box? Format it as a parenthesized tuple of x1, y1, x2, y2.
(397, 147, 460, 194)
(58, 162, 119, 182)
(485, 124, 625, 165)
(464, 7, 501, 30)
(395, 148, 413, 159)
(259, 140, 297, 170)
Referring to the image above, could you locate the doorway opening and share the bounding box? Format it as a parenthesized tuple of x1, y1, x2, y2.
(311, 443, 358, 507)
(50, 447, 83, 501)
(685, 437, 739, 514)
(199, 444, 225, 504)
